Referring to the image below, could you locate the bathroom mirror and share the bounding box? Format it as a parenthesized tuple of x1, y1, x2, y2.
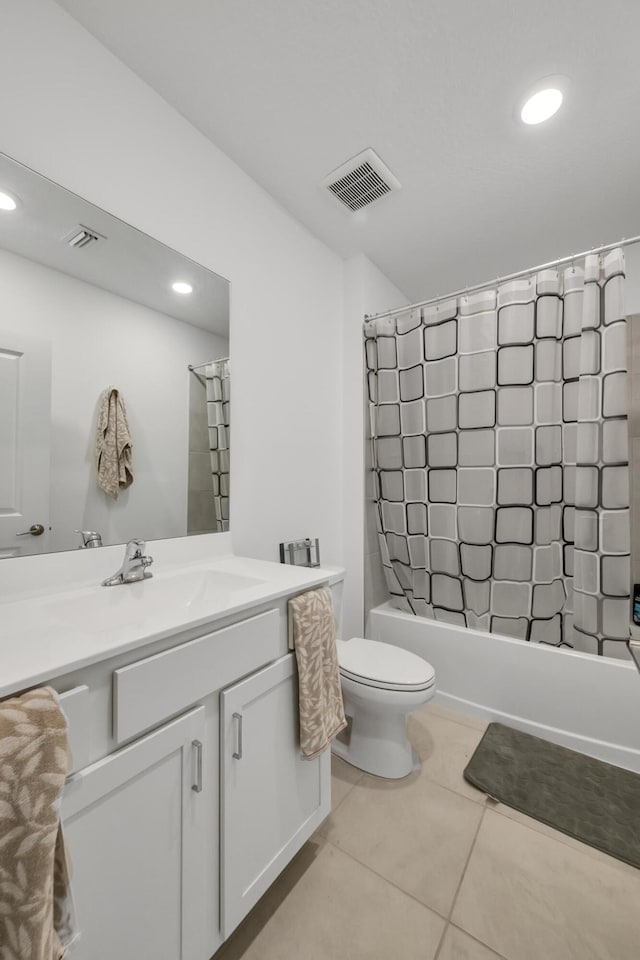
(0, 152, 230, 558)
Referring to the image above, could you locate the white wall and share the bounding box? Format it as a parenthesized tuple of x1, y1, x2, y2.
(0, 0, 344, 568)
(0, 246, 226, 552)
(341, 254, 408, 640)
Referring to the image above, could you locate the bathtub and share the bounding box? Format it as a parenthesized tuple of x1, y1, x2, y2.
(367, 602, 640, 772)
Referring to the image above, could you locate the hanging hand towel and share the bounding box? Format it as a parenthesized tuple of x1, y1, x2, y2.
(95, 386, 133, 499)
(0, 687, 76, 959)
(288, 587, 347, 759)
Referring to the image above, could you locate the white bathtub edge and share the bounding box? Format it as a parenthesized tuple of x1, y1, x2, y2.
(367, 602, 640, 773)
(434, 691, 640, 771)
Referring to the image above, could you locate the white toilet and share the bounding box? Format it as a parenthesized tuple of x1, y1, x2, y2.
(332, 637, 436, 779)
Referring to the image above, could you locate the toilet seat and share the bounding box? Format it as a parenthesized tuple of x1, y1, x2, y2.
(338, 638, 435, 693)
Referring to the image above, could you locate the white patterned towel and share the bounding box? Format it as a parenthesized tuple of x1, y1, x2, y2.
(288, 587, 347, 759)
(0, 687, 76, 959)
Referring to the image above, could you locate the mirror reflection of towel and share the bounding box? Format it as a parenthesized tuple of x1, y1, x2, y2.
(95, 387, 133, 499)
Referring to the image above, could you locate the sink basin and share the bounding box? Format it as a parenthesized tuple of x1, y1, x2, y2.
(42, 567, 266, 632)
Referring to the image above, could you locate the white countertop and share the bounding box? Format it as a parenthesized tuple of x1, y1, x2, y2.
(0, 550, 343, 699)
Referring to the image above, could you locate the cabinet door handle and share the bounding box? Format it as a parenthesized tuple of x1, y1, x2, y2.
(232, 712, 243, 760)
(192, 739, 203, 793)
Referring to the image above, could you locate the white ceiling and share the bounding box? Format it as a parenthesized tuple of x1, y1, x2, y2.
(0, 152, 229, 335)
(57, 0, 640, 303)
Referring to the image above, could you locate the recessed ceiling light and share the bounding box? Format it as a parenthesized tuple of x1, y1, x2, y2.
(0, 190, 17, 211)
(172, 281, 193, 294)
(520, 87, 563, 125)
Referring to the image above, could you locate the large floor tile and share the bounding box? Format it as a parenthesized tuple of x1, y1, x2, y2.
(453, 809, 640, 960)
(437, 926, 505, 960)
(330, 754, 362, 810)
(215, 838, 445, 960)
(324, 768, 484, 916)
(409, 710, 488, 803)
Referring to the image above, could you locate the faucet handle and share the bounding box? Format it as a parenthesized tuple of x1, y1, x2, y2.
(126, 538, 146, 554)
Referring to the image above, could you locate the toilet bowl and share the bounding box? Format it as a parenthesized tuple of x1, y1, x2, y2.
(332, 637, 436, 779)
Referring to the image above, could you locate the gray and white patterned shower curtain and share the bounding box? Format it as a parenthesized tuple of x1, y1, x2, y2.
(206, 359, 230, 532)
(366, 250, 630, 656)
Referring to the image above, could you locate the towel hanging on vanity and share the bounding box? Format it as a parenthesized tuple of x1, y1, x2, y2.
(288, 587, 347, 759)
(95, 386, 133, 499)
(0, 687, 76, 959)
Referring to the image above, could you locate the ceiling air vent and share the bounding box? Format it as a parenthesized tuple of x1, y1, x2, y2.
(322, 148, 400, 212)
(65, 225, 105, 249)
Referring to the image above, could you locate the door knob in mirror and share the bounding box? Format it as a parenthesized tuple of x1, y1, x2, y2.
(16, 523, 45, 537)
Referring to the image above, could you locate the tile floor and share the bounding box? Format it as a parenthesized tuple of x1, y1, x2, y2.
(214, 702, 640, 960)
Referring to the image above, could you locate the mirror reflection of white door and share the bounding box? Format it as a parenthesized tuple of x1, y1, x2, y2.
(0, 331, 51, 558)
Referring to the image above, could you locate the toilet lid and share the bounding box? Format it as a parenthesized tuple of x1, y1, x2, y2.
(338, 638, 435, 691)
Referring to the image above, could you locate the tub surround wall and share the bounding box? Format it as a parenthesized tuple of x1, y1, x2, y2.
(0, 0, 343, 570)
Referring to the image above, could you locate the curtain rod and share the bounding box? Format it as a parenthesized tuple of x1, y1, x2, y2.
(364, 234, 640, 324)
(188, 357, 229, 371)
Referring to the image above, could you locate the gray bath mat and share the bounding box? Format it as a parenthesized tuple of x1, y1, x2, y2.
(464, 722, 640, 869)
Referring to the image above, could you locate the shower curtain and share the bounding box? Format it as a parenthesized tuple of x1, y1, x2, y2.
(205, 359, 230, 532)
(366, 250, 630, 656)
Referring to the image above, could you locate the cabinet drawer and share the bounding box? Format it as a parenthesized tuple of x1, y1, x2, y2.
(114, 608, 281, 743)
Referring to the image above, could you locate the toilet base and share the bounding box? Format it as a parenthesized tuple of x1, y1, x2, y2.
(332, 689, 429, 779)
(332, 737, 421, 780)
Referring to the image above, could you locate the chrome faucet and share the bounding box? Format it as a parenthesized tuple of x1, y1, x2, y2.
(76, 529, 103, 549)
(102, 539, 154, 587)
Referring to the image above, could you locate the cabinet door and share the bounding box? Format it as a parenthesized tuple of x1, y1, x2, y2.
(62, 706, 206, 960)
(220, 654, 330, 937)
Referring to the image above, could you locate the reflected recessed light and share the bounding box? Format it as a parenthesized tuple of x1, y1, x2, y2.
(0, 190, 17, 211)
(172, 281, 193, 294)
(520, 87, 563, 125)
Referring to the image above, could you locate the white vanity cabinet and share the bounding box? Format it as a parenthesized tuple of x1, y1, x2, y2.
(220, 654, 330, 937)
(22, 576, 340, 960)
(62, 706, 207, 960)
